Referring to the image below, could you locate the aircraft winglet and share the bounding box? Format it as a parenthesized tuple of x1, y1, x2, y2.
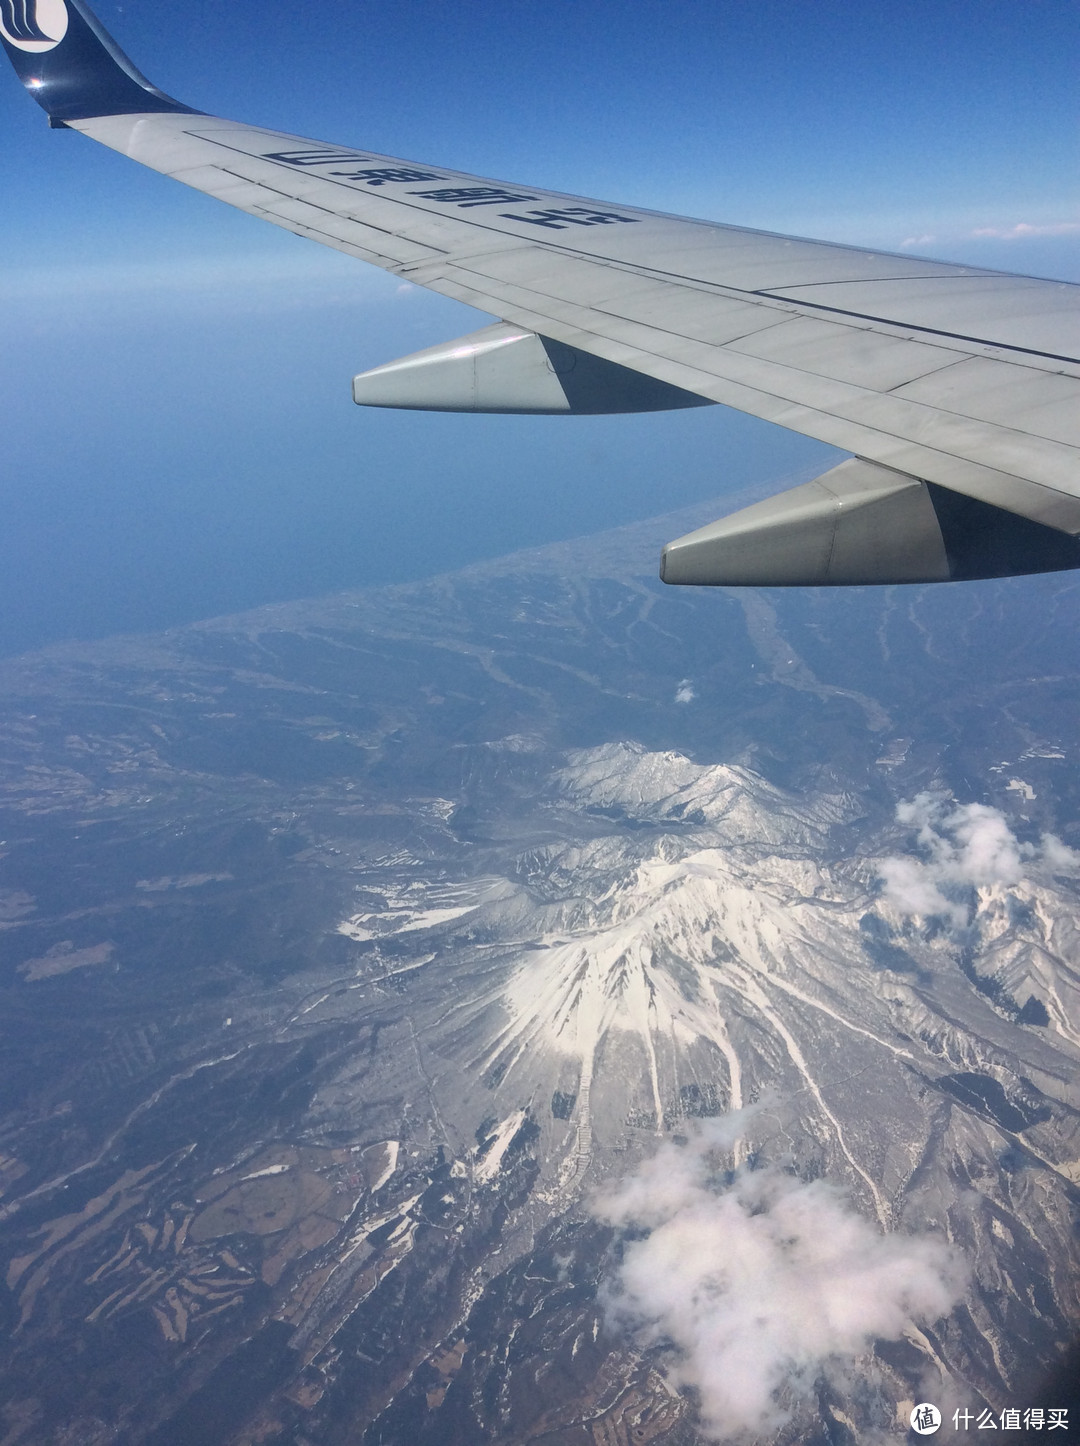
(0, 0, 199, 123)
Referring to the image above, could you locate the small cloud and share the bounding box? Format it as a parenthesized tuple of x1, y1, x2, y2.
(970, 221, 1080, 240)
(395, 282, 417, 296)
(674, 679, 695, 705)
(877, 854, 962, 926)
(899, 234, 936, 249)
(593, 1116, 965, 1442)
(878, 793, 1072, 927)
(944, 802, 1025, 886)
(1040, 833, 1080, 873)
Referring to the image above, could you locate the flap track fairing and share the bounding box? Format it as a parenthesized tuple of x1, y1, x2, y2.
(352, 323, 713, 415)
(661, 459, 1080, 587)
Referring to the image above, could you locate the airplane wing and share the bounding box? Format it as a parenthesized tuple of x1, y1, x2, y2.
(5, 0, 1080, 586)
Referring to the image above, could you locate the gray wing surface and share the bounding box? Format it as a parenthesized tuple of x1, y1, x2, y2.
(78, 113, 1080, 534)
(5, 0, 1080, 584)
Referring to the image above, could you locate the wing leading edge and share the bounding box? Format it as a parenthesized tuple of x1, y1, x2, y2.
(5, 0, 1080, 585)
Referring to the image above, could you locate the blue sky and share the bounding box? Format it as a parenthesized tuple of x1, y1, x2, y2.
(1, 0, 1078, 655)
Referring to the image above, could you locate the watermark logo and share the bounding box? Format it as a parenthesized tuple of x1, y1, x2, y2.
(911, 1403, 942, 1435)
(0, 0, 69, 53)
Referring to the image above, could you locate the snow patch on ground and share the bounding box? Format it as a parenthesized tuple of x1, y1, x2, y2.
(338, 878, 512, 941)
(363, 1140, 399, 1192)
(475, 1110, 526, 1184)
(240, 1163, 289, 1181)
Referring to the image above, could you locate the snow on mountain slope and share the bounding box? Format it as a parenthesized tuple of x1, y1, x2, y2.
(328, 744, 1080, 1221)
(6, 514, 1080, 1445)
(307, 737, 1080, 1420)
(554, 740, 861, 846)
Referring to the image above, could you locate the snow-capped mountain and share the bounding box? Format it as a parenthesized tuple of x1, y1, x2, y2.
(1, 513, 1079, 1443)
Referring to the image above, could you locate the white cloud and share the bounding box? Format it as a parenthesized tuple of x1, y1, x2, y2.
(896, 219, 1080, 251)
(939, 802, 1025, 886)
(593, 1117, 964, 1442)
(1040, 833, 1080, 873)
(971, 221, 1080, 240)
(877, 854, 961, 925)
(878, 793, 1078, 926)
(674, 679, 695, 704)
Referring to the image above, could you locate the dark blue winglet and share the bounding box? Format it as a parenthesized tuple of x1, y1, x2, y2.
(0, 0, 201, 123)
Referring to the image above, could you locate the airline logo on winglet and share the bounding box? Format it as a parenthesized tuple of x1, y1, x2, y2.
(0, 0, 68, 52)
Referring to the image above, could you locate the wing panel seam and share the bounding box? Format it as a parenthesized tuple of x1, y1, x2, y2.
(752, 290, 1080, 368)
(146, 126, 1080, 371)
